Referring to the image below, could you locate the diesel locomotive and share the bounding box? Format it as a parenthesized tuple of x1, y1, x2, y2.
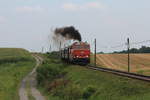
(60, 42, 90, 65)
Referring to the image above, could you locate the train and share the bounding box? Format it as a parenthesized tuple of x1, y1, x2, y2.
(60, 42, 90, 65)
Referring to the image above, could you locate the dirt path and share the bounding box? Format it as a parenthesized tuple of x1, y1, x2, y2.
(19, 55, 45, 100)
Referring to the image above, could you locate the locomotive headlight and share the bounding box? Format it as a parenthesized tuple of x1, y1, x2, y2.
(86, 55, 89, 58)
(74, 55, 79, 58)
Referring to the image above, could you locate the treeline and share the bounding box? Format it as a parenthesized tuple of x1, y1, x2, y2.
(113, 46, 150, 53)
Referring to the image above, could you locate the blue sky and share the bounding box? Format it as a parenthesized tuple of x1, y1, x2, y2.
(0, 0, 150, 52)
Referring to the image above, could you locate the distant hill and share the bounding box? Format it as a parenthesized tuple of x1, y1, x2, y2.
(0, 48, 32, 64)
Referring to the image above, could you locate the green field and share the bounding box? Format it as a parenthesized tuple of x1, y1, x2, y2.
(0, 48, 35, 100)
(37, 52, 150, 100)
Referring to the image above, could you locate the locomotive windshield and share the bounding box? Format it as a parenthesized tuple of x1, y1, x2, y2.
(73, 45, 90, 49)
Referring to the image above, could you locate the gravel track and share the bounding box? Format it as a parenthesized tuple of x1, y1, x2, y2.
(19, 55, 45, 100)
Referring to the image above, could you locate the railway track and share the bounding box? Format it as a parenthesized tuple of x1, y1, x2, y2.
(85, 65, 150, 82)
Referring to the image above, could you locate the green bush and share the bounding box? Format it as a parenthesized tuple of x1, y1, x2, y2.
(46, 51, 60, 59)
(63, 84, 83, 100)
(51, 83, 83, 100)
(36, 62, 66, 86)
(83, 85, 97, 99)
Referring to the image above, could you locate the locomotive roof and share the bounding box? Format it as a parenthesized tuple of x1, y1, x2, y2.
(62, 42, 89, 50)
(72, 42, 89, 45)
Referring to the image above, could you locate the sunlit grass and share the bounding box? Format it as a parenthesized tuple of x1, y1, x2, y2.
(0, 48, 35, 100)
(38, 53, 150, 100)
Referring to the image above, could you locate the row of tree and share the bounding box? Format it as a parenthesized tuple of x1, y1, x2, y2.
(113, 46, 150, 53)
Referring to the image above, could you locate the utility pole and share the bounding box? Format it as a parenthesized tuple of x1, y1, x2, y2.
(59, 42, 61, 51)
(94, 38, 97, 66)
(127, 38, 130, 72)
(59, 42, 62, 57)
(49, 44, 51, 53)
(42, 47, 44, 53)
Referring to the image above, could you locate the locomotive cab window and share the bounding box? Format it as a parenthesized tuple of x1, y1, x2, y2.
(73, 45, 90, 49)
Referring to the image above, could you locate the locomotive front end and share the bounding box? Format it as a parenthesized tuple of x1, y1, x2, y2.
(71, 42, 90, 64)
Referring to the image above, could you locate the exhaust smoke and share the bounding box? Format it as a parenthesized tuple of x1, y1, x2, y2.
(54, 26, 82, 41)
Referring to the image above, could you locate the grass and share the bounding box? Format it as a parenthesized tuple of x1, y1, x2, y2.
(96, 54, 150, 75)
(65, 66, 150, 100)
(0, 48, 32, 64)
(0, 48, 35, 100)
(90, 53, 95, 65)
(37, 52, 150, 100)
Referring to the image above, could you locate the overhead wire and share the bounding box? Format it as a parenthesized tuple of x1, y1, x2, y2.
(108, 39, 150, 49)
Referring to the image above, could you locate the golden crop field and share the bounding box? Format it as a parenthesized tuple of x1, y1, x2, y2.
(96, 54, 150, 75)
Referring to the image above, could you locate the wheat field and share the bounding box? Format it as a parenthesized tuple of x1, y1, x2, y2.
(96, 54, 150, 75)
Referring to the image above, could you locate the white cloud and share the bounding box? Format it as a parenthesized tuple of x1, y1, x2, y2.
(85, 2, 105, 9)
(0, 16, 6, 23)
(63, 3, 78, 11)
(62, 2, 106, 11)
(16, 6, 43, 13)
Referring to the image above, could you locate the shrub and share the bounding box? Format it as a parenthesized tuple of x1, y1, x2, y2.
(64, 84, 83, 100)
(52, 83, 83, 100)
(36, 63, 66, 86)
(48, 78, 70, 91)
(46, 51, 60, 59)
(83, 85, 97, 99)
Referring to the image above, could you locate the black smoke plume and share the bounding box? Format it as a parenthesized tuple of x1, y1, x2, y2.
(54, 26, 82, 41)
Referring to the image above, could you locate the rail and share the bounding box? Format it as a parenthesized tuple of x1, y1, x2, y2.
(85, 65, 150, 82)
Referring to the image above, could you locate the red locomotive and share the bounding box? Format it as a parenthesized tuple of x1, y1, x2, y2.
(61, 42, 90, 65)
